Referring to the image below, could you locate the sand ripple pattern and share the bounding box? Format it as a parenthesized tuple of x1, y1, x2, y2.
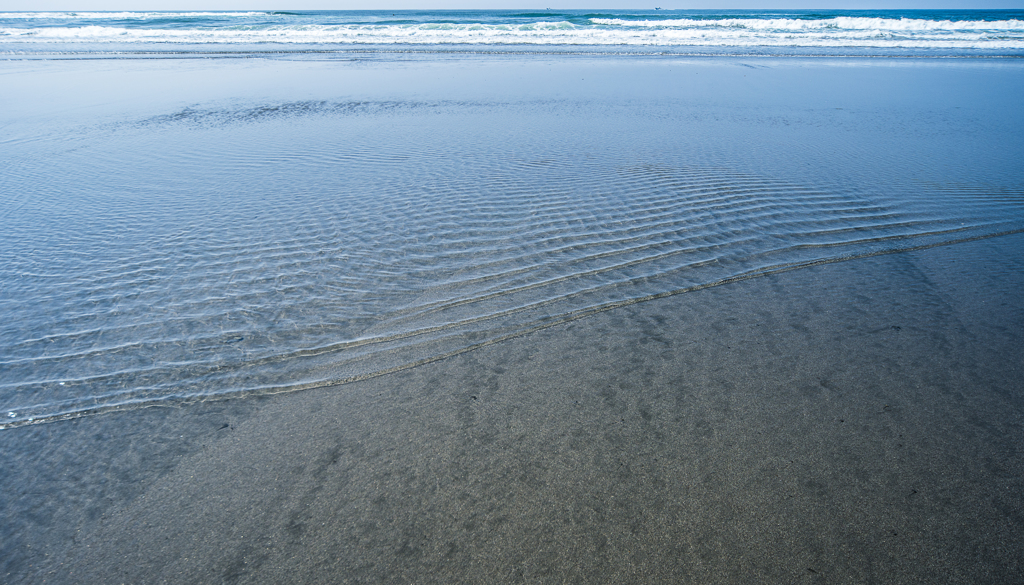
(1, 102, 1021, 427)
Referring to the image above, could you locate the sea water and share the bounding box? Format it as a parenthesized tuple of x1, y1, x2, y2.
(2, 10, 1024, 428)
(2, 9, 1023, 55)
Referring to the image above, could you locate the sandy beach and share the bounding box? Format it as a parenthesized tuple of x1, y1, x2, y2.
(3, 21, 1024, 580)
(4, 229, 1022, 583)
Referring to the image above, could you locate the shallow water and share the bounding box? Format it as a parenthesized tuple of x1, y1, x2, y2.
(2, 55, 1023, 427)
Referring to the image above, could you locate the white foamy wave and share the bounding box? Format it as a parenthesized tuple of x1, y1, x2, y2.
(3, 21, 1023, 49)
(590, 17, 1024, 31)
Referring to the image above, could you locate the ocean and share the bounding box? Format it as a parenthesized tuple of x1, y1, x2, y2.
(2, 9, 1023, 56)
(3, 10, 1024, 584)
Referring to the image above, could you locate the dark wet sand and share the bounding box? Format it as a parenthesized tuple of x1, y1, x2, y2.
(3, 233, 1023, 584)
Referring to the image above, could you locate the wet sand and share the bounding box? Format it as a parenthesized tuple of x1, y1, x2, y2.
(3, 231, 1022, 584)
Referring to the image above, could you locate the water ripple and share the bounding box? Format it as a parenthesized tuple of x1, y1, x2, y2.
(1, 101, 1021, 428)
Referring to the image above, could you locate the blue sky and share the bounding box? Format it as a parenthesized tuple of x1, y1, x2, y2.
(5, 1, 1023, 10)
(5, 1, 1022, 10)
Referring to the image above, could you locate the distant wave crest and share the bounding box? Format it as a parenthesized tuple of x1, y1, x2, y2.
(590, 17, 1024, 31)
(3, 21, 1023, 50)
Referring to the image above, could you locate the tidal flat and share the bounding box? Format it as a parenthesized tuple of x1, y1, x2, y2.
(2, 54, 1023, 583)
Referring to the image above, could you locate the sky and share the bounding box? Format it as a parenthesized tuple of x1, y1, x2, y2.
(2, 1, 1020, 10)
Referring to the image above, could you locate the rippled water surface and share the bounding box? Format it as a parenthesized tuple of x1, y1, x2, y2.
(2, 56, 1023, 427)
